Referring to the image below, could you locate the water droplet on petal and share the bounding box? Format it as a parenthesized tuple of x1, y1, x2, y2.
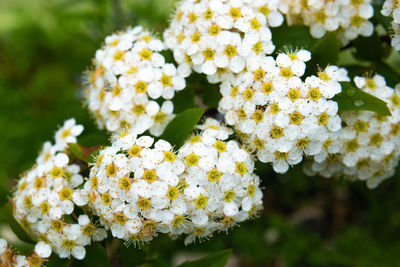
(354, 100, 364, 107)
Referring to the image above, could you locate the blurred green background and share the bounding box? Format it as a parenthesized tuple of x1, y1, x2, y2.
(1, 0, 400, 266)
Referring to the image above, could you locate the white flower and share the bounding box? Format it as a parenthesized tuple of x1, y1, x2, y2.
(84, 27, 186, 135)
(35, 241, 52, 258)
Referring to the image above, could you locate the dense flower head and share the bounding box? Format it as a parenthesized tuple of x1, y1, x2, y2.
(85, 26, 186, 135)
(164, 0, 281, 83)
(281, 0, 374, 43)
(305, 74, 400, 188)
(86, 131, 187, 244)
(218, 52, 349, 173)
(178, 118, 263, 244)
(0, 238, 46, 267)
(12, 119, 107, 260)
(85, 119, 262, 245)
(381, 0, 400, 50)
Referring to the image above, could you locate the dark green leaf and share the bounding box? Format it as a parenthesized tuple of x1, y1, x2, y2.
(160, 108, 205, 149)
(306, 32, 340, 76)
(177, 249, 232, 267)
(71, 243, 110, 267)
(120, 242, 147, 267)
(4, 203, 35, 244)
(333, 82, 391, 116)
(271, 25, 315, 52)
(353, 31, 383, 61)
(200, 85, 221, 108)
(374, 61, 400, 87)
(173, 87, 195, 114)
(68, 143, 87, 162)
(373, 2, 392, 33)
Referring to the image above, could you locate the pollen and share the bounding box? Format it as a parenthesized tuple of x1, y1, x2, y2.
(296, 138, 310, 149)
(191, 32, 201, 43)
(172, 215, 185, 227)
(101, 193, 112, 206)
(153, 112, 167, 123)
(270, 126, 284, 138)
(208, 25, 220, 36)
(128, 145, 141, 157)
(62, 240, 75, 250)
(114, 212, 128, 225)
(253, 69, 265, 81)
(280, 67, 293, 78)
(118, 177, 132, 191)
(370, 133, 383, 146)
(345, 140, 359, 152)
(275, 151, 288, 161)
(189, 135, 201, 143)
(50, 166, 63, 178)
(82, 224, 96, 236)
(214, 141, 227, 153)
(135, 81, 147, 93)
(204, 9, 213, 19)
(252, 110, 264, 123)
(365, 78, 377, 89)
(34, 177, 44, 189)
(139, 49, 152, 60)
(262, 82, 273, 94)
(318, 72, 330, 81)
(61, 129, 70, 139)
(290, 111, 303, 125)
(59, 187, 73, 201)
(235, 162, 247, 175)
(308, 87, 321, 101)
(51, 220, 64, 232)
(243, 88, 254, 101)
(195, 194, 208, 209)
(132, 104, 146, 115)
(318, 113, 330, 126)
(253, 42, 263, 54)
(137, 198, 151, 210)
(354, 120, 368, 133)
(254, 137, 264, 150)
(203, 48, 216, 60)
(208, 169, 222, 183)
(113, 50, 125, 61)
(143, 169, 157, 183)
(250, 18, 261, 30)
(247, 184, 256, 197)
(167, 187, 179, 200)
(40, 201, 50, 215)
(164, 151, 176, 162)
(186, 153, 199, 166)
(106, 163, 117, 177)
(223, 190, 235, 202)
(230, 7, 241, 19)
(224, 45, 237, 58)
(288, 88, 300, 101)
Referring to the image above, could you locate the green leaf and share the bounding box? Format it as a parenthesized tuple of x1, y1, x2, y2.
(177, 249, 232, 267)
(374, 61, 400, 88)
(353, 31, 383, 61)
(333, 82, 391, 116)
(306, 32, 340, 76)
(71, 243, 111, 267)
(160, 108, 205, 149)
(271, 25, 315, 52)
(4, 203, 35, 244)
(173, 87, 195, 114)
(200, 85, 221, 109)
(68, 143, 88, 162)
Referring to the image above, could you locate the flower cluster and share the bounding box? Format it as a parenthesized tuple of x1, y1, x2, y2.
(178, 118, 263, 244)
(12, 119, 107, 260)
(0, 238, 46, 267)
(305, 75, 400, 188)
(218, 51, 349, 173)
(281, 0, 374, 43)
(85, 26, 186, 135)
(381, 0, 400, 50)
(164, 0, 280, 83)
(86, 118, 262, 245)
